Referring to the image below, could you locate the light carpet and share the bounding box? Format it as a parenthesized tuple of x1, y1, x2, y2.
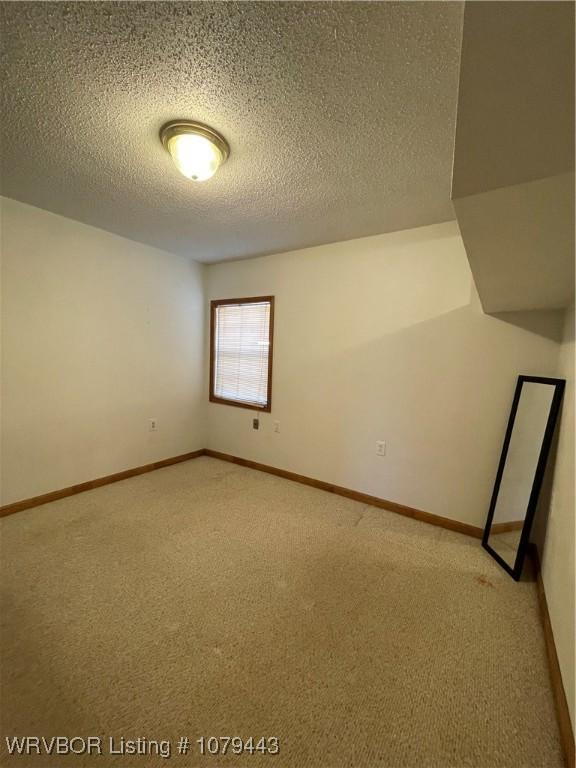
(0, 457, 563, 767)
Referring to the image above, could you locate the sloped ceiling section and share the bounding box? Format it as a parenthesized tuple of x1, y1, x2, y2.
(452, 1, 575, 313)
(0, 1, 463, 263)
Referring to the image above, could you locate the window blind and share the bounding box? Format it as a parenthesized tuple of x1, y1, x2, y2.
(213, 300, 272, 408)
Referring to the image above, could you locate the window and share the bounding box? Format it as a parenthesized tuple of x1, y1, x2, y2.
(210, 297, 274, 411)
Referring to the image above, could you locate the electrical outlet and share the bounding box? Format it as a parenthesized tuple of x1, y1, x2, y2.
(252, 417, 259, 430)
(273, 421, 280, 433)
(149, 418, 158, 432)
(376, 440, 386, 457)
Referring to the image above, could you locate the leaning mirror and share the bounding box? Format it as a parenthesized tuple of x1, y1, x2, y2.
(482, 376, 565, 580)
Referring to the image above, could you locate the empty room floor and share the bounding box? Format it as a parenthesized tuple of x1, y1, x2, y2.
(0, 457, 563, 767)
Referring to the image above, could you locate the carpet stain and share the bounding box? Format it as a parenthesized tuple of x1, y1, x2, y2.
(476, 574, 494, 588)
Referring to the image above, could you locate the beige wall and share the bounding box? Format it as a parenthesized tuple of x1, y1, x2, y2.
(542, 306, 575, 728)
(0, 197, 206, 505)
(205, 222, 560, 528)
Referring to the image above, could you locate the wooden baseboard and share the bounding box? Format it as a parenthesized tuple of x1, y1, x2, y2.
(1, 446, 484, 538)
(0, 449, 206, 517)
(204, 449, 484, 538)
(529, 546, 575, 768)
(0, 447, 484, 541)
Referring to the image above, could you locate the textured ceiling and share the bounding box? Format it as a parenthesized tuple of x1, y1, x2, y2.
(0, 2, 463, 263)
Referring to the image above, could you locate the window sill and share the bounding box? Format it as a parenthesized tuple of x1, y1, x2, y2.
(209, 395, 271, 413)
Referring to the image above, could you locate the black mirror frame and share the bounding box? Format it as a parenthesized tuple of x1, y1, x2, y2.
(482, 375, 565, 581)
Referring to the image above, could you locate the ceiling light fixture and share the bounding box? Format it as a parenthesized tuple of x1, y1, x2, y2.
(160, 120, 229, 182)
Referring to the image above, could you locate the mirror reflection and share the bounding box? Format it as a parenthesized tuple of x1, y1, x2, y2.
(485, 380, 559, 575)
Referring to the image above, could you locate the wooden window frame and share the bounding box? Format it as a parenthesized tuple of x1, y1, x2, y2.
(209, 296, 275, 412)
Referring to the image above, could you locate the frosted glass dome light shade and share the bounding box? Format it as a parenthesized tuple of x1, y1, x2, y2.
(160, 121, 229, 182)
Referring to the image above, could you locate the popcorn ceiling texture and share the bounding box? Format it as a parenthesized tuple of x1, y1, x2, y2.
(0, 457, 564, 767)
(0, 1, 463, 263)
